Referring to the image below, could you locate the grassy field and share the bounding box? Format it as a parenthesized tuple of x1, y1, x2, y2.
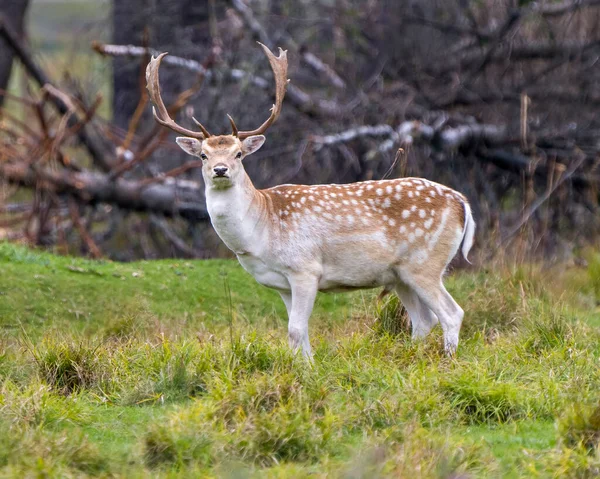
(1, 243, 600, 477)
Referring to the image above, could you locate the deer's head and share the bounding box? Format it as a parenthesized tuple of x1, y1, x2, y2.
(145, 43, 288, 189)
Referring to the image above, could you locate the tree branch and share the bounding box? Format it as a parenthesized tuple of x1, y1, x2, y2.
(0, 15, 115, 171)
(0, 162, 209, 221)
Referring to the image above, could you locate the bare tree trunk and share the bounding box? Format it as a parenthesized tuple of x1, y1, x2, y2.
(0, 0, 30, 106)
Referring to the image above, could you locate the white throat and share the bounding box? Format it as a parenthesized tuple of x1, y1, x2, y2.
(205, 174, 266, 254)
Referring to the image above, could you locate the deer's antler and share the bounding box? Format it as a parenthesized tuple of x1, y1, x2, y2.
(145, 52, 210, 139)
(230, 43, 289, 139)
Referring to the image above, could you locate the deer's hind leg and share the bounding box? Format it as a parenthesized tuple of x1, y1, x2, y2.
(394, 283, 438, 339)
(394, 267, 464, 355)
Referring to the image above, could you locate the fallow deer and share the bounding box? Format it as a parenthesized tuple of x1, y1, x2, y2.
(145, 43, 475, 357)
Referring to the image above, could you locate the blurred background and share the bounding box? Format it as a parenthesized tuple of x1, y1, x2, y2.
(1, 0, 599, 262)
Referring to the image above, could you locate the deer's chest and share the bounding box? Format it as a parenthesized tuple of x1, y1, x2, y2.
(236, 253, 290, 291)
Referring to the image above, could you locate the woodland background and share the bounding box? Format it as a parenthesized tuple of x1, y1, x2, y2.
(1, 0, 600, 262)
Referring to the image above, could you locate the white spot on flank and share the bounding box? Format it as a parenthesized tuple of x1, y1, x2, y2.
(347, 215, 355, 224)
(431, 210, 436, 216)
(408, 191, 414, 198)
(389, 218, 396, 226)
(367, 184, 373, 190)
(402, 210, 410, 219)
(395, 185, 402, 192)
(382, 198, 391, 208)
(314, 206, 322, 213)
(430, 190, 436, 196)
(425, 197, 432, 203)
(357, 190, 363, 196)
(335, 214, 342, 221)
(386, 185, 393, 194)
(331, 193, 337, 198)
(399, 225, 407, 233)
(410, 222, 416, 228)
(301, 197, 307, 204)
(411, 205, 417, 212)
(394, 193, 401, 200)
(415, 228, 424, 237)
(309, 195, 315, 201)
(424, 218, 433, 229)
(419, 209, 426, 218)
(416, 185, 425, 191)
(376, 188, 384, 196)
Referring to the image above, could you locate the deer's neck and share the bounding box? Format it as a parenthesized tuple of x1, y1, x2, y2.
(205, 172, 269, 255)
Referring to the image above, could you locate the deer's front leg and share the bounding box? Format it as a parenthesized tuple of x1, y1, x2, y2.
(287, 275, 318, 358)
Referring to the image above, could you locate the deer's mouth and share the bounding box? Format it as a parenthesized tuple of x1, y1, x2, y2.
(212, 174, 230, 181)
(211, 175, 232, 188)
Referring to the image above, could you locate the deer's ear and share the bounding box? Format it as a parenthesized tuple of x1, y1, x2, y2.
(176, 137, 203, 157)
(241, 135, 265, 156)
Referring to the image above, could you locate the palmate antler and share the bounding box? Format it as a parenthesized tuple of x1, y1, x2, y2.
(145, 43, 288, 139)
(230, 43, 289, 139)
(145, 52, 210, 139)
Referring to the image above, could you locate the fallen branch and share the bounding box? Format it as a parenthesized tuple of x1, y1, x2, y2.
(0, 162, 209, 221)
(312, 121, 507, 151)
(92, 42, 209, 75)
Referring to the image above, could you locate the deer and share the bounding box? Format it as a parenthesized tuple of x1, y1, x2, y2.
(145, 43, 475, 358)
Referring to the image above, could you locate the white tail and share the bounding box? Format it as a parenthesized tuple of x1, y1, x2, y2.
(461, 201, 475, 263)
(147, 44, 476, 357)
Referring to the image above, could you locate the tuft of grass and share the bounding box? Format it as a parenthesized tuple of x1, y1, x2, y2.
(34, 340, 107, 395)
(560, 403, 600, 453)
(521, 306, 575, 354)
(374, 293, 410, 336)
(442, 371, 521, 424)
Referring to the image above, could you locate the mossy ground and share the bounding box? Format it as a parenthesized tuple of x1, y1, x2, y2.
(1, 243, 600, 477)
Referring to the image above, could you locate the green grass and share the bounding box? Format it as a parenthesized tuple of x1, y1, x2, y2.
(0, 242, 600, 477)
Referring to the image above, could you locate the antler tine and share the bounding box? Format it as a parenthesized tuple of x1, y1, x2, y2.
(192, 117, 211, 138)
(145, 53, 209, 139)
(227, 114, 239, 136)
(237, 43, 289, 140)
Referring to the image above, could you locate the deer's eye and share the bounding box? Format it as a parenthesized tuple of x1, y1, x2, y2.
(235, 152, 242, 159)
(201, 153, 208, 160)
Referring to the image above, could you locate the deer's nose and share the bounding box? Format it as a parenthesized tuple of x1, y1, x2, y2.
(213, 166, 229, 177)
